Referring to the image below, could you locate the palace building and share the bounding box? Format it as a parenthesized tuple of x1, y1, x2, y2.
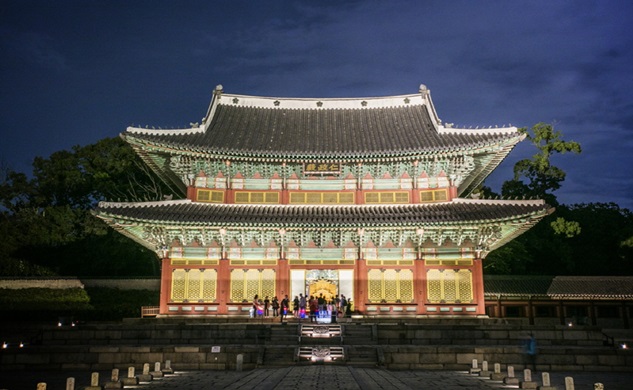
(94, 84, 553, 317)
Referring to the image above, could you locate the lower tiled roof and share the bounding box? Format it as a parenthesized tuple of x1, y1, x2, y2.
(484, 275, 554, 297)
(94, 198, 550, 228)
(548, 276, 633, 299)
(484, 275, 633, 299)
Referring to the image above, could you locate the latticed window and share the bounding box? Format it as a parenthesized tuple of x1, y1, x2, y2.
(234, 191, 279, 204)
(419, 189, 447, 203)
(230, 268, 276, 302)
(197, 189, 224, 203)
(170, 269, 217, 303)
(367, 269, 414, 303)
(289, 192, 354, 204)
(364, 192, 409, 204)
(426, 269, 473, 303)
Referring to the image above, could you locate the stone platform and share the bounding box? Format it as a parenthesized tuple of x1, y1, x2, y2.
(1, 317, 631, 373)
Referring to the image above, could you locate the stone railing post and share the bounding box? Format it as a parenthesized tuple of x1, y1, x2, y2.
(490, 363, 504, 381)
(469, 359, 481, 374)
(479, 360, 490, 377)
(66, 377, 75, 390)
(540, 372, 557, 390)
(236, 354, 244, 372)
(138, 363, 153, 382)
(163, 359, 174, 374)
(503, 366, 519, 385)
(520, 369, 536, 389)
(565, 376, 575, 390)
(121, 367, 138, 386)
(84, 372, 101, 390)
(104, 368, 121, 389)
(150, 362, 164, 378)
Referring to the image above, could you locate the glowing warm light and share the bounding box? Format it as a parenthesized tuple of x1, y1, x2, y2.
(2, 342, 7, 349)
(567, 322, 573, 327)
(621, 343, 628, 349)
(19, 342, 24, 348)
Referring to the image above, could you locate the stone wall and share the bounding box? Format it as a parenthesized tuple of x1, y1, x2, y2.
(1, 321, 631, 373)
(80, 278, 160, 290)
(0, 278, 160, 290)
(0, 278, 84, 289)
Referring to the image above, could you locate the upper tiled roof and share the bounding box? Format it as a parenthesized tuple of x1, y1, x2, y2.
(124, 87, 521, 160)
(94, 198, 550, 228)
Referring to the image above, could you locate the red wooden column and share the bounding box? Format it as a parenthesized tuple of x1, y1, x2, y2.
(277, 258, 289, 299)
(217, 258, 230, 315)
(354, 258, 367, 313)
(472, 257, 486, 315)
(414, 258, 427, 315)
(159, 256, 172, 315)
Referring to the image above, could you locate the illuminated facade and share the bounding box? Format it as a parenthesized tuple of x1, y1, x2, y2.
(95, 84, 552, 316)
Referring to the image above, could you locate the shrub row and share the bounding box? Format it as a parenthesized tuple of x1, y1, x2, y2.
(0, 287, 159, 321)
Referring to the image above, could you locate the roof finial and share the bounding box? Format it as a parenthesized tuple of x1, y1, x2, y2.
(214, 84, 224, 96)
(419, 84, 428, 93)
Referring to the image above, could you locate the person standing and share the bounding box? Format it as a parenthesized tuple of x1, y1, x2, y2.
(340, 295, 347, 317)
(317, 294, 325, 319)
(524, 333, 538, 371)
(272, 296, 279, 317)
(293, 295, 300, 318)
(280, 295, 289, 323)
(252, 294, 259, 318)
(299, 293, 307, 320)
(264, 296, 270, 317)
(309, 295, 318, 323)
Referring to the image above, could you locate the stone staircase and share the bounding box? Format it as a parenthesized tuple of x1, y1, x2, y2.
(1, 318, 630, 372)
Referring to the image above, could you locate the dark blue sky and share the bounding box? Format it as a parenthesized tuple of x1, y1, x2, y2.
(1, 1, 632, 209)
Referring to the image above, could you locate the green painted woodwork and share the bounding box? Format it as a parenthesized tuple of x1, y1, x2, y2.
(99, 213, 546, 262)
(127, 131, 523, 198)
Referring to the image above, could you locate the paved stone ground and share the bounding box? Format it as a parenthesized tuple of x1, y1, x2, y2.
(2, 367, 632, 390)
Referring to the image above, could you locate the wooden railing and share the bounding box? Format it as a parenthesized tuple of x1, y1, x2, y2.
(141, 306, 160, 318)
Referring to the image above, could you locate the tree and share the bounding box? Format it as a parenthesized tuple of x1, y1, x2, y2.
(502, 122, 581, 206)
(485, 122, 583, 274)
(0, 137, 172, 277)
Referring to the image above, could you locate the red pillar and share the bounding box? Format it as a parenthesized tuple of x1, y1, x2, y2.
(277, 258, 289, 299)
(472, 258, 486, 315)
(187, 186, 196, 200)
(159, 257, 172, 315)
(414, 259, 426, 314)
(354, 258, 367, 313)
(217, 258, 230, 314)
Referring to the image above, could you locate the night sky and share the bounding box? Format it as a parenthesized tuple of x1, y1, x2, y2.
(1, 1, 632, 209)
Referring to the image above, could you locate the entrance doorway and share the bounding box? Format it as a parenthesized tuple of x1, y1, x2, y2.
(305, 270, 338, 300)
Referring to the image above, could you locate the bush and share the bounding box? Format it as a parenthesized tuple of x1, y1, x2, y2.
(0, 287, 159, 321)
(83, 287, 159, 321)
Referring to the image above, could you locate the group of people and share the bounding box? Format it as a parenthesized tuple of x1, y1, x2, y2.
(292, 293, 352, 322)
(250, 294, 291, 322)
(250, 293, 352, 323)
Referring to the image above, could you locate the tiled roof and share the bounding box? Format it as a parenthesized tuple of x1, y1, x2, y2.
(484, 275, 554, 297)
(94, 198, 550, 228)
(548, 276, 633, 299)
(484, 275, 633, 299)
(125, 96, 520, 160)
